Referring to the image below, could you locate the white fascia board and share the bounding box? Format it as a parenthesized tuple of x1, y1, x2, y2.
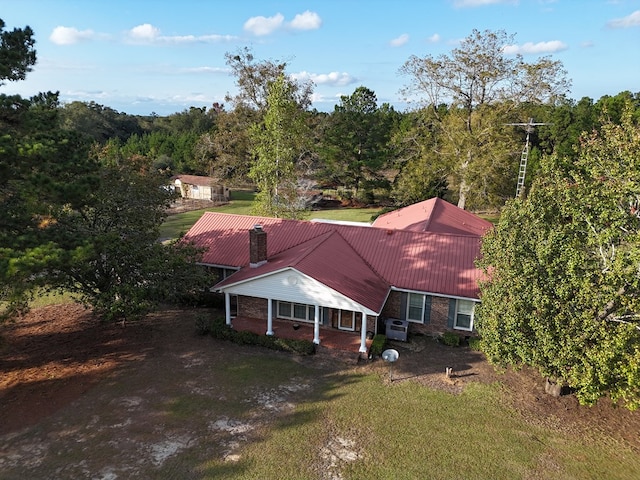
(197, 262, 240, 270)
(390, 286, 480, 303)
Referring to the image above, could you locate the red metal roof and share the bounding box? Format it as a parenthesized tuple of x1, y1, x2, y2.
(372, 198, 493, 236)
(183, 209, 485, 307)
(216, 230, 390, 312)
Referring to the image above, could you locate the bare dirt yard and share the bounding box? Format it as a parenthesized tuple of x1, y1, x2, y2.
(1, 304, 639, 478)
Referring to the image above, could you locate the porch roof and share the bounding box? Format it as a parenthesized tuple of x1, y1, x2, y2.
(216, 230, 390, 313)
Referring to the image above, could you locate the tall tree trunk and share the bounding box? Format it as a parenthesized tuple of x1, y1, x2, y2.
(457, 180, 468, 210)
(457, 154, 471, 210)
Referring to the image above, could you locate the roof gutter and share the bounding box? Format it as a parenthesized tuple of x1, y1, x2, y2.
(389, 286, 480, 302)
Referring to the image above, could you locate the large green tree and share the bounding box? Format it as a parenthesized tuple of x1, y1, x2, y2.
(194, 104, 256, 183)
(1, 25, 98, 319)
(248, 74, 310, 218)
(390, 108, 448, 205)
(320, 86, 397, 201)
(1, 19, 212, 323)
(224, 47, 313, 112)
(51, 161, 213, 321)
(0, 18, 36, 84)
(194, 47, 315, 189)
(59, 101, 143, 143)
(399, 29, 570, 210)
(477, 104, 640, 409)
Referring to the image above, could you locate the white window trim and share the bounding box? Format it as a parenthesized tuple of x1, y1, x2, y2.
(454, 299, 475, 332)
(406, 292, 426, 324)
(277, 301, 315, 323)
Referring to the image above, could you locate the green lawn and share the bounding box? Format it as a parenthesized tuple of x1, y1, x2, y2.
(194, 357, 638, 480)
(159, 190, 383, 240)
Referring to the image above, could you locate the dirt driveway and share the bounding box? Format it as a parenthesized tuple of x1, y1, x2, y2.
(1, 304, 639, 478)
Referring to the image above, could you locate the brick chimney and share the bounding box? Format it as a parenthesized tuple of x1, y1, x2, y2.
(249, 224, 267, 268)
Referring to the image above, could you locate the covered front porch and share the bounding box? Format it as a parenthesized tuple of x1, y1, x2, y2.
(230, 316, 373, 354)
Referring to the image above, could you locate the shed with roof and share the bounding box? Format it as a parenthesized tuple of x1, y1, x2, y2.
(172, 175, 230, 202)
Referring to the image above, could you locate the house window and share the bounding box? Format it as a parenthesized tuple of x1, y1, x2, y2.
(407, 293, 424, 322)
(222, 268, 237, 279)
(278, 301, 292, 318)
(277, 301, 318, 323)
(293, 303, 307, 320)
(455, 300, 475, 331)
(338, 311, 358, 331)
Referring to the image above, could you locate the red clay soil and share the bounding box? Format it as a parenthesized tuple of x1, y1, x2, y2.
(1, 304, 639, 452)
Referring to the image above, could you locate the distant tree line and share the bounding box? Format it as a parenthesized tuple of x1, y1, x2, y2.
(55, 47, 639, 214)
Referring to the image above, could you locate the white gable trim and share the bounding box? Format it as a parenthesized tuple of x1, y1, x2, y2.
(217, 267, 377, 315)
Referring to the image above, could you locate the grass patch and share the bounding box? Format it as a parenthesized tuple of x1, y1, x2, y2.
(306, 206, 382, 223)
(1, 288, 75, 313)
(159, 190, 257, 239)
(159, 189, 383, 240)
(29, 289, 76, 308)
(477, 212, 501, 224)
(160, 209, 215, 239)
(195, 369, 640, 479)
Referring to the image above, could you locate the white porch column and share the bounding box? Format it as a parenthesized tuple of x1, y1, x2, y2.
(313, 305, 321, 345)
(266, 298, 274, 336)
(225, 292, 231, 326)
(359, 311, 368, 353)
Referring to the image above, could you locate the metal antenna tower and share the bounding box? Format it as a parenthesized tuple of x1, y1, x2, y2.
(506, 118, 550, 198)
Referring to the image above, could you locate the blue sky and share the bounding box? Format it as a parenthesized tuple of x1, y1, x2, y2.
(1, 0, 639, 115)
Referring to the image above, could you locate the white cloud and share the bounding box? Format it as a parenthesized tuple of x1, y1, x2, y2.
(292, 71, 356, 87)
(133, 64, 230, 76)
(607, 10, 640, 28)
(125, 24, 237, 44)
(63, 89, 110, 100)
(427, 33, 441, 43)
(453, 0, 518, 7)
(243, 13, 285, 36)
(289, 11, 322, 31)
(244, 11, 322, 36)
(177, 66, 229, 74)
(50, 26, 95, 45)
(129, 23, 160, 42)
(390, 34, 409, 47)
(503, 40, 568, 54)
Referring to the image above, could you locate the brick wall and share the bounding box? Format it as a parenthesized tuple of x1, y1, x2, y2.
(381, 290, 402, 318)
(380, 290, 466, 337)
(238, 295, 268, 319)
(409, 296, 450, 336)
(365, 315, 376, 335)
